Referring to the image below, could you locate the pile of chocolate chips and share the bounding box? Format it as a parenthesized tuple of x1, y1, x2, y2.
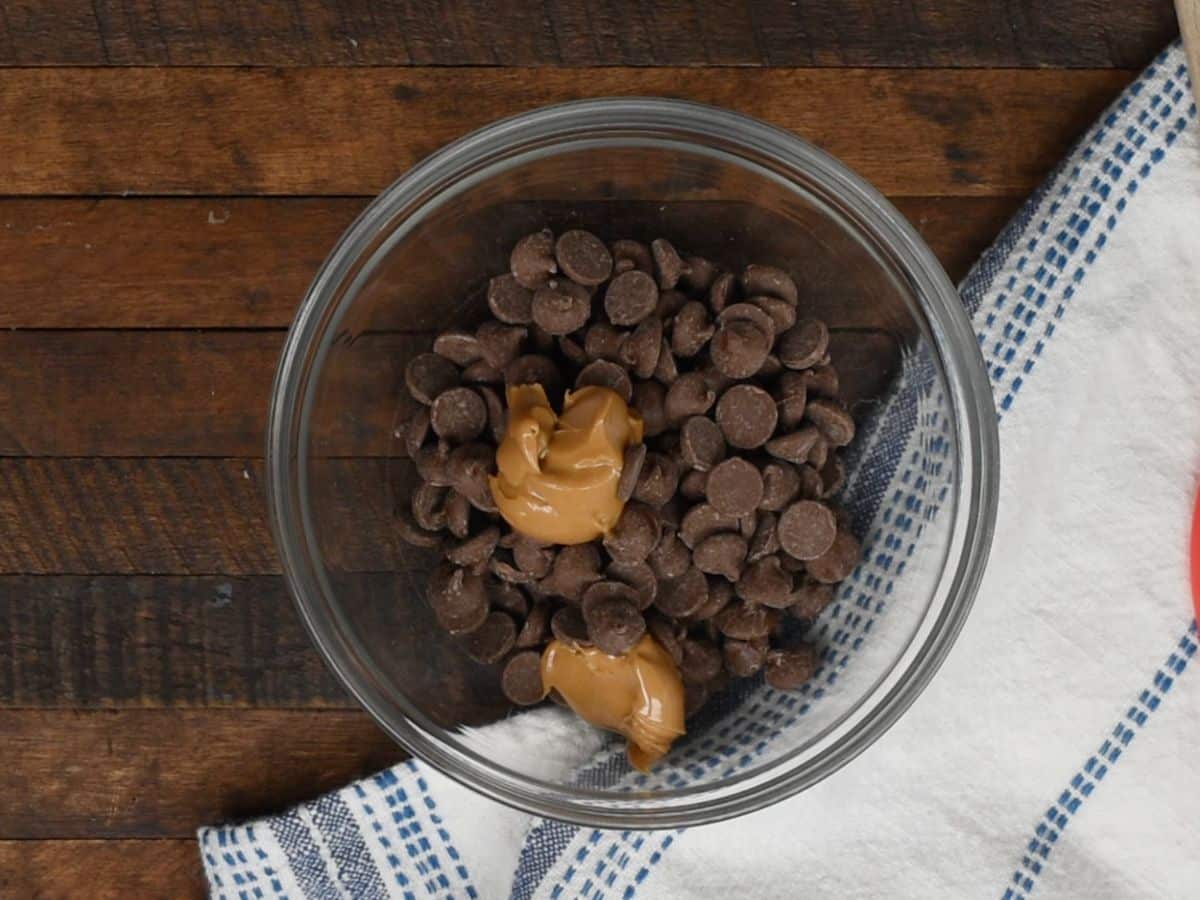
(398, 228, 862, 717)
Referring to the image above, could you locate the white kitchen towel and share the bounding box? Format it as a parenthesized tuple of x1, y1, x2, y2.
(201, 43, 1199, 899)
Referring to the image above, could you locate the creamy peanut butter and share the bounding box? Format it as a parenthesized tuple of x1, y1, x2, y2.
(489, 384, 644, 544)
(541, 635, 685, 771)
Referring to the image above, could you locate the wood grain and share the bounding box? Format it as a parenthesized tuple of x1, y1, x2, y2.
(0, 710, 405, 838)
(0, 1, 1175, 68)
(0, 196, 1018, 329)
(0, 67, 1131, 196)
(0, 840, 203, 899)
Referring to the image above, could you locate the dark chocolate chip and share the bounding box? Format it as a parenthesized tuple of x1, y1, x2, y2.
(680, 256, 718, 293)
(430, 386, 487, 443)
(750, 295, 798, 333)
(710, 319, 771, 379)
(405, 353, 460, 405)
(476, 384, 507, 444)
(403, 406, 431, 458)
(778, 319, 829, 370)
(820, 455, 846, 497)
(708, 271, 737, 314)
(632, 380, 668, 438)
(461, 611, 517, 663)
(446, 442, 497, 512)
(805, 398, 856, 447)
(714, 600, 779, 640)
(585, 597, 645, 656)
(428, 563, 490, 635)
(490, 580, 530, 618)
(739, 511, 758, 539)
(632, 452, 680, 508)
(412, 482, 448, 531)
(515, 599, 551, 648)
(414, 444, 453, 487)
(652, 339, 679, 384)
(805, 529, 862, 584)
(607, 560, 657, 610)
(616, 442, 648, 503)
(655, 289, 690, 319)
(584, 322, 627, 362)
(777, 371, 809, 429)
(576, 359, 633, 404)
(462, 360, 503, 385)
(689, 577, 733, 621)
(610, 239, 653, 275)
(433, 330, 484, 366)
(760, 462, 801, 511)
(665, 373, 716, 425)
(654, 567, 708, 618)
(684, 681, 709, 718)
(807, 437, 829, 470)
(759, 354, 783, 378)
(490, 556, 536, 585)
(670, 301, 715, 358)
(647, 612, 685, 665)
(679, 502, 739, 550)
(540, 543, 603, 601)
(558, 335, 588, 367)
(487, 273, 535, 324)
(715, 384, 778, 450)
(765, 425, 822, 464)
(789, 578, 835, 620)
(476, 321, 528, 369)
(504, 354, 564, 399)
(747, 512, 781, 563)
(805, 364, 840, 398)
(502, 651, 546, 705)
(603, 501, 661, 563)
(706, 457, 764, 517)
(529, 322, 556, 353)
(678, 468, 708, 501)
(740, 264, 798, 305)
(765, 645, 819, 690)
(679, 638, 722, 685)
(396, 506, 443, 548)
(649, 530, 691, 581)
(555, 229, 613, 286)
(797, 463, 825, 500)
(551, 605, 591, 645)
(651, 238, 687, 290)
(693, 531, 748, 581)
(446, 526, 500, 568)
(678, 416, 727, 472)
(735, 556, 794, 609)
(604, 270, 659, 326)
(723, 639, 767, 677)
(532, 281, 591, 335)
(718, 302, 777, 345)
(510, 229, 557, 289)
(581, 580, 642, 619)
(620, 317, 663, 379)
(513, 536, 556, 578)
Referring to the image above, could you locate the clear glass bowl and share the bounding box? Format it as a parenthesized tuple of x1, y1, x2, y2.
(266, 99, 999, 828)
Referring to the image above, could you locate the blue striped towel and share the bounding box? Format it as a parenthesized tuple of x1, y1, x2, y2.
(201, 43, 1199, 899)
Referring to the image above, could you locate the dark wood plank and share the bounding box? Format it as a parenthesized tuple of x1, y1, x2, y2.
(0, 1, 1175, 67)
(0, 710, 405, 838)
(0, 840, 203, 899)
(0, 67, 1131, 196)
(0, 196, 1019, 329)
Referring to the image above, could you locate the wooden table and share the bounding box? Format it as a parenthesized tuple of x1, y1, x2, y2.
(0, 3, 1178, 895)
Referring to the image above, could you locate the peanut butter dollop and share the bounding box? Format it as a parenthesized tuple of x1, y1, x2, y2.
(541, 635, 686, 771)
(489, 384, 644, 544)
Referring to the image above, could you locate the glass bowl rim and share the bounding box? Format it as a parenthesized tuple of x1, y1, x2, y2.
(266, 97, 1000, 828)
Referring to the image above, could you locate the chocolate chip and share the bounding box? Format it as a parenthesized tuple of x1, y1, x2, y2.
(603, 501, 661, 563)
(710, 319, 770, 379)
(584, 322, 627, 362)
(699, 362, 735, 397)
(651, 238, 687, 289)
(679, 502, 739, 549)
(665, 373, 716, 425)
(462, 360, 503, 385)
(777, 371, 809, 429)
(765, 645, 819, 690)
(806, 364, 840, 398)
(778, 319, 829, 370)
(405, 353, 460, 405)
(649, 530, 691, 581)
(585, 596, 645, 656)
(616, 442, 647, 503)
(490, 555, 536, 585)
(433, 329, 484, 366)
(736, 556, 794, 608)
(740, 264, 798, 305)
(576, 359, 633, 404)
(705, 457, 764, 517)
(491, 580, 530, 618)
(607, 560, 657, 610)
(446, 526, 500, 568)
(655, 289, 690, 319)
(715, 384, 778, 449)
(604, 270, 659, 326)
(655, 567, 708, 617)
(670, 302, 715, 358)
(446, 442, 496, 512)
(502, 651, 546, 705)
(632, 380, 668, 437)
(820, 455, 846, 497)
(476, 321, 528, 369)
(693, 532, 748, 581)
(511, 229, 557, 289)
(397, 506, 442, 548)
(475, 384, 507, 444)
(708, 271, 737, 314)
(805, 398, 856, 447)
(739, 511, 758, 539)
(760, 462, 801, 511)
(504, 354, 563, 399)
(403, 406, 431, 458)
(513, 536, 556, 578)
(678, 416, 726, 471)
(805, 529, 861, 584)
(678, 468, 708, 501)
(529, 322, 556, 353)
(610, 239, 653, 275)
(487, 273, 535, 325)
(750, 295, 797, 333)
(428, 564, 490, 635)
(780, 552, 807, 574)
(551, 605, 591, 645)
(558, 335, 588, 367)
(797, 463, 825, 500)
(632, 452, 680, 507)
(412, 482, 447, 531)
(718, 302, 777, 345)
(414, 444, 453, 487)
(581, 580, 642, 618)
(807, 437, 828, 470)
(540, 543, 603, 601)
(620, 317, 663, 378)
(679, 638, 722, 685)
(515, 599, 550, 648)
(681, 256, 718, 292)
(789, 578, 835, 620)
(532, 280, 591, 335)
(714, 600, 779, 640)
(652, 339, 679, 384)
(759, 354, 783, 378)
(430, 386, 487, 443)
(689, 577, 733, 621)
(555, 229, 613, 286)
(647, 613, 685, 665)
(747, 512, 780, 563)
(723, 639, 767, 677)
(460, 611, 517, 664)
(765, 425, 822, 464)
